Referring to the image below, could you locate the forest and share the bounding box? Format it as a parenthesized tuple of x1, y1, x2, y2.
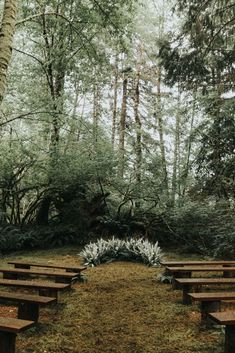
(0, 0, 234, 257)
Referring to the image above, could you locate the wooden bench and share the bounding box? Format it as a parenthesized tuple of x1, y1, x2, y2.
(0, 291, 56, 322)
(0, 268, 79, 284)
(162, 261, 235, 267)
(209, 311, 235, 353)
(189, 292, 235, 325)
(166, 266, 235, 288)
(175, 278, 235, 304)
(8, 260, 87, 274)
(0, 317, 34, 353)
(0, 279, 70, 298)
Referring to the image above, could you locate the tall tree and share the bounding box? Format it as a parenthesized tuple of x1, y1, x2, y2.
(0, 0, 17, 105)
(154, 66, 169, 196)
(118, 74, 128, 178)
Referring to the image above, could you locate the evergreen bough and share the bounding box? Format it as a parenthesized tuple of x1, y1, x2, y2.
(79, 237, 163, 267)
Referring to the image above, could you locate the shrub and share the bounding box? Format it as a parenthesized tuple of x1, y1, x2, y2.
(155, 200, 235, 257)
(0, 224, 88, 253)
(0, 226, 28, 252)
(213, 233, 235, 259)
(79, 237, 163, 266)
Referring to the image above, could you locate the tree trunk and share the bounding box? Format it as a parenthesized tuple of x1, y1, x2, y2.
(93, 83, 100, 144)
(155, 67, 169, 196)
(36, 195, 51, 226)
(182, 91, 196, 198)
(118, 77, 128, 178)
(171, 93, 181, 206)
(77, 95, 86, 141)
(41, 11, 65, 157)
(111, 57, 118, 147)
(134, 70, 142, 207)
(0, 0, 17, 105)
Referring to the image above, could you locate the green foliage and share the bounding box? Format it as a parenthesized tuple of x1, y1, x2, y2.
(213, 234, 235, 259)
(0, 225, 87, 253)
(157, 271, 173, 284)
(195, 96, 235, 199)
(157, 200, 235, 257)
(23, 226, 79, 248)
(0, 226, 29, 252)
(159, 0, 234, 90)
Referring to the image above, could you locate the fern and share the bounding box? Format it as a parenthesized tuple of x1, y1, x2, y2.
(79, 237, 163, 267)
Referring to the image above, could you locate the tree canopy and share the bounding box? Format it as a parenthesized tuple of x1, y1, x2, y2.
(0, 0, 234, 256)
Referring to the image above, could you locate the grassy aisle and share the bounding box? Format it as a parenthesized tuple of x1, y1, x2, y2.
(0, 248, 223, 353)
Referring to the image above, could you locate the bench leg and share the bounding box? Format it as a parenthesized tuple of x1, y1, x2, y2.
(172, 272, 192, 290)
(182, 285, 193, 305)
(39, 289, 58, 299)
(0, 332, 16, 353)
(225, 325, 235, 353)
(14, 264, 30, 269)
(201, 300, 221, 326)
(55, 277, 72, 284)
(18, 303, 39, 322)
(224, 271, 235, 278)
(3, 273, 18, 280)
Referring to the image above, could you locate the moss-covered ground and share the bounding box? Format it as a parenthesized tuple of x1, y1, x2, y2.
(0, 248, 224, 352)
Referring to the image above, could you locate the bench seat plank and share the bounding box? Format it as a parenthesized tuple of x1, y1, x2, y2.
(0, 279, 70, 290)
(176, 278, 235, 285)
(0, 317, 34, 333)
(0, 291, 56, 305)
(0, 268, 78, 278)
(166, 266, 235, 272)
(209, 311, 235, 325)
(162, 261, 235, 266)
(8, 260, 86, 273)
(189, 292, 235, 301)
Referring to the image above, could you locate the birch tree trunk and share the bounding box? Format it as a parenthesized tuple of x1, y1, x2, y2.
(0, 0, 17, 105)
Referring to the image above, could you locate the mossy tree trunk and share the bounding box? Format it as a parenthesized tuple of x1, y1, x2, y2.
(0, 0, 17, 105)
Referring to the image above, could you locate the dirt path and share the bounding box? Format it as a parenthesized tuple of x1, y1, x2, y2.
(14, 257, 221, 353)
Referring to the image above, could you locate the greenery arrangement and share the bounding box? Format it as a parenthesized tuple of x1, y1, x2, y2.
(79, 237, 163, 267)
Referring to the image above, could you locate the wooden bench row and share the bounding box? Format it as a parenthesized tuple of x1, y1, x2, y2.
(161, 260, 235, 353)
(0, 260, 86, 353)
(175, 278, 235, 304)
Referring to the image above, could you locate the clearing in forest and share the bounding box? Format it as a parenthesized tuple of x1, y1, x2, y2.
(0, 248, 222, 352)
